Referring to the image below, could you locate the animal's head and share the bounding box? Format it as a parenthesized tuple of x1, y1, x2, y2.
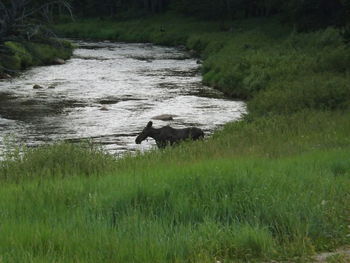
(135, 121, 153, 144)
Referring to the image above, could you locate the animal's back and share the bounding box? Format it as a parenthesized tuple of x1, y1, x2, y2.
(189, 127, 204, 140)
(157, 126, 204, 145)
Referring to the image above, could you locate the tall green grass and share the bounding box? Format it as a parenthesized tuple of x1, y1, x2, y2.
(0, 111, 349, 262)
(0, 149, 349, 262)
(1, 142, 116, 181)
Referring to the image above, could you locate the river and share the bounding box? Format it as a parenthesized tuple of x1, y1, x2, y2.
(0, 40, 246, 155)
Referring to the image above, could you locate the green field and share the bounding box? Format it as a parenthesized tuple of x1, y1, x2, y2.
(0, 14, 349, 262)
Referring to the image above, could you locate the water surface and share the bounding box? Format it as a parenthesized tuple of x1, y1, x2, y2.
(0, 40, 246, 155)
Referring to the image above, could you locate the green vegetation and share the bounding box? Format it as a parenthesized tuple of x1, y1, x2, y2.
(0, 39, 73, 75)
(65, 0, 349, 31)
(55, 15, 350, 116)
(1, 7, 349, 262)
(326, 253, 349, 263)
(0, 0, 73, 76)
(1, 110, 349, 262)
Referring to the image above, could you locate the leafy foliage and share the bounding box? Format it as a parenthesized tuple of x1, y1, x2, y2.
(61, 0, 349, 30)
(0, 0, 72, 42)
(0, 0, 74, 74)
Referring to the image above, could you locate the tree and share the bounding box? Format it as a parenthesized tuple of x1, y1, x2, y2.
(0, 0, 72, 42)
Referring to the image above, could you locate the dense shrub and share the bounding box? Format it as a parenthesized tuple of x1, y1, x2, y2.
(4, 42, 33, 68)
(0, 39, 73, 73)
(249, 77, 350, 115)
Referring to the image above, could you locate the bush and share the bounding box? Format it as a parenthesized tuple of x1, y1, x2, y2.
(313, 46, 350, 73)
(248, 77, 350, 115)
(0, 39, 73, 72)
(0, 53, 21, 71)
(4, 42, 33, 68)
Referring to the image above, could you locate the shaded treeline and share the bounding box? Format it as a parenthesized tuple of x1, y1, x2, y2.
(64, 0, 350, 30)
(70, 0, 172, 17)
(2, 0, 348, 35)
(0, 0, 73, 75)
(0, 0, 72, 42)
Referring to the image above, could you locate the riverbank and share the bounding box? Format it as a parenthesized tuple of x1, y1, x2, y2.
(0, 40, 242, 154)
(55, 14, 350, 117)
(1, 110, 349, 262)
(0, 39, 73, 78)
(0, 14, 349, 262)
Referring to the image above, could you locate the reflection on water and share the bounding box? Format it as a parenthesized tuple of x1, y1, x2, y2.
(0, 40, 246, 155)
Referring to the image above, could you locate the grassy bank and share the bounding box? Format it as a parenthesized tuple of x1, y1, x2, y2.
(0, 39, 73, 77)
(55, 14, 350, 117)
(1, 111, 350, 262)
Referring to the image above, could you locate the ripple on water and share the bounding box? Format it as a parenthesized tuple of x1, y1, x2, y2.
(0, 40, 246, 156)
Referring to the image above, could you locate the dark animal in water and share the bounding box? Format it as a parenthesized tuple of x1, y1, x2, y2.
(135, 121, 204, 148)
